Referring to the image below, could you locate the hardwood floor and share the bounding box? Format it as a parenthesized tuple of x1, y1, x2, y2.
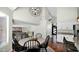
(48, 42, 65, 52)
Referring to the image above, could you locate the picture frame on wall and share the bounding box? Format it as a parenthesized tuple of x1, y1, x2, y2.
(52, 24, 57, 35)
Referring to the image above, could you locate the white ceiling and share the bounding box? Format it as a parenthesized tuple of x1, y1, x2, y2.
(8, 7, 18, 11)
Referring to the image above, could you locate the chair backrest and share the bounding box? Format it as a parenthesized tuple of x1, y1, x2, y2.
(63, 37, 78, 52)
(13, 33, 18, 44)
(24, 39, 40, 50)
(13, 39, 18, 44)
(44, 35, 50, 48)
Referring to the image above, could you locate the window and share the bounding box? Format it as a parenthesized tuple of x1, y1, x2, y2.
(0, 11, 9, 47)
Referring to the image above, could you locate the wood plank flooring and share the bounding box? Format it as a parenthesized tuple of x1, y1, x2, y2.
(48, 42, 65, 52)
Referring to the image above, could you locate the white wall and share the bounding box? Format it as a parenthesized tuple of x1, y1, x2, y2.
(57, 7, 77, 42)
(57, 7, 77, 30)
(46, 7, 57, 25)
(47, 7, 57, 18)
(77, 8, 79, 17)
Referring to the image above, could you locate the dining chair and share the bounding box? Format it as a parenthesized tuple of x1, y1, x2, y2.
(63, 37, 78, 52)
(23, 39, 40, 52)
(39, 35, 50, 52)
(12, 38, 27, 52)
(12, 32, 27, 52)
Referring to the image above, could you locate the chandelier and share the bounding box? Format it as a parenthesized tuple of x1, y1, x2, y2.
(29, 7, 41, 16)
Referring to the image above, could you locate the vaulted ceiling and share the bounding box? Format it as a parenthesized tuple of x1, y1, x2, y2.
(8, 7, 57, 25)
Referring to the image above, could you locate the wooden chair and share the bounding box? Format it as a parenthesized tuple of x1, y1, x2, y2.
(23, 39, 40, 52)
(12, 39, 27, 52)
(12, 33, 27, 52)
(39, 35, 50, 52)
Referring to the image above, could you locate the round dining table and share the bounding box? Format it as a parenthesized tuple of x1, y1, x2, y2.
(18, 38, 45, 46)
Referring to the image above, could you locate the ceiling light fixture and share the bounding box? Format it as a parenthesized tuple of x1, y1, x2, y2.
(29, 7, 41, 16)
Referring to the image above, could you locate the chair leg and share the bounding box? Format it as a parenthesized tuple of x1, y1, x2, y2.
(45, 48, 47, 52)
